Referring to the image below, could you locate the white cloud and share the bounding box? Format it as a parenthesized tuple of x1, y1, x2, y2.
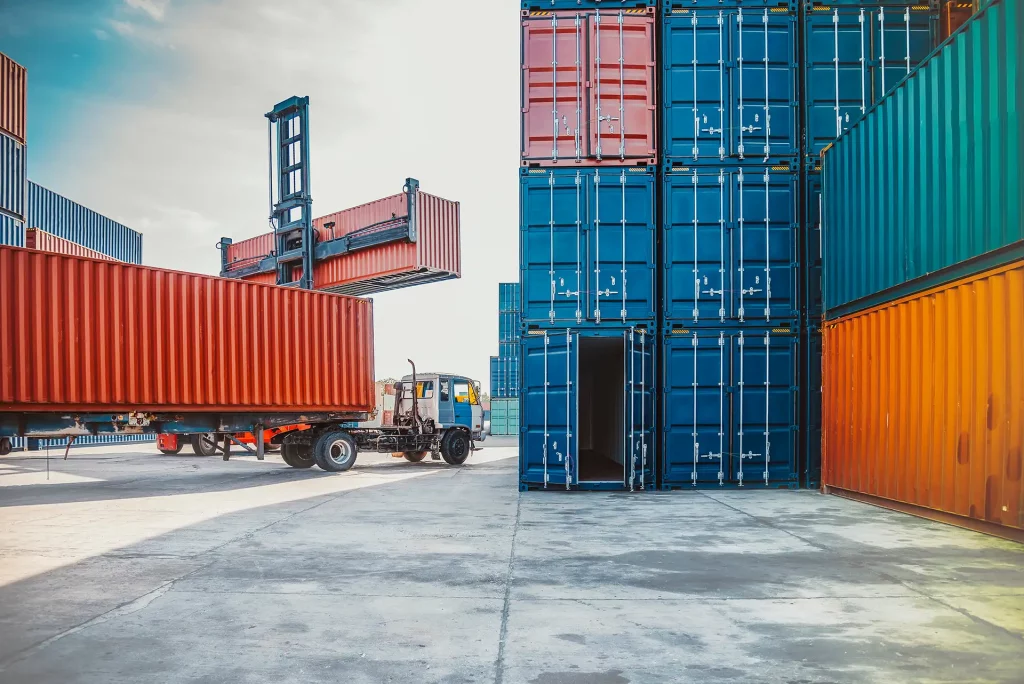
(94, 29, 109, 41)
(31, 0, 521, 387)
(124, 0, 170, 21)
(109, 20, 136, 36)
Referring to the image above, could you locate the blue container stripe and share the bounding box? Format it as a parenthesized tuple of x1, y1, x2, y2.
(499, 282, 521, 313)
(519, 327, 656, 490)
(498, 342, 519, 359)
(34, 435, 157, 450)
(520, 167, 657, 327)
(804, 171, 823, 320)
(802, 4, 937, 161)
(661, 327, 798, 488)
(662, 7, 799, 163)
(662, 165, 799, 325)
(499, 311, 521, 343)
(26, 182, 143, 264)
(490, 355, 521, 399)
(0, 213, 25, 247)
(801, 325, 822, 488)
(0, 132, 26, 220)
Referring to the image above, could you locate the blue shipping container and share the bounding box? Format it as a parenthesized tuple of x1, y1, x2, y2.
(662, 6, 799, 164)
(520, 327, 655, 490)
(499, 282, 521, 313)
(663, 165, 799, 325)
(26, 181, 143, 264)
(490, 355, 520, 399)
(0, 213, 24, 247)
(34, 435, 156, 450)
(803, 4, 937, 161)
(1, 132, 26, 220)
(662, 327, 798, 488)
(499, 341, 519, 360)
(804, 170, 823, 320)
(801, 324, 822, 489)
(499, 311, 520, 343)
(665, 0, 798, 9)
(520, 167, 657, 326)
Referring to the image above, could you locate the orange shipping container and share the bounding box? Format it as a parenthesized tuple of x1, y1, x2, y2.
(26, 227, 117, 262)
(0, 246, 375, 415)
(822, 260, 1024, 540)
(0, 53, 27, 144)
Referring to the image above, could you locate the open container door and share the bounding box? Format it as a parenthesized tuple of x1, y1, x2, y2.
(625, 328, 656, 490)
(520, 331, 578, 489)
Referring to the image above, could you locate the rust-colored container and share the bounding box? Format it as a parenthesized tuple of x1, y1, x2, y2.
(0, 53, 27, 144)
(822, 260, 1024, 541)
(26, 227, 117, 262)
(0, 246, 375, 414)
(224, 187, 460, 295)
(521, 8, 657, 167)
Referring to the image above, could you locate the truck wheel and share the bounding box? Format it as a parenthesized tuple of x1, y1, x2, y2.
(440, 430, 470, 465)
(404, 451, 428, 463)
(313, 431, 357, 472)
(0, 438, 11, 456)
(191, 433, 219, 457)
(281, 443, 316, 469)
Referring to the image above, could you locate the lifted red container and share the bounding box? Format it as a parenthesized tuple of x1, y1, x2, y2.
(521, 7, 657, 167)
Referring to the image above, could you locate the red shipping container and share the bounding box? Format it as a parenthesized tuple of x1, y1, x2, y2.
(223, 184, 460, 295)
(0, 246, 375, 414)
(25, 227, 117, 262)
(521, 8, 657, 167)
(0, 53, 27, 144)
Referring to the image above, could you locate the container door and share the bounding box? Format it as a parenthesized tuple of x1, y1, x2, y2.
(731, 8, 798, 161)
(872, 7, 935, 101)
(521, 12, 590, 163)
(521, 170, 588, 325)
(588, 10, 656, 162)
(663, 331, 731, 487)
(625, 328, 656, 490)
(520, 331, 578, 488)
(662, 9, 731, 161)
(588, 169, 655, 324)
(805, 173, 823, 320)
(731, 331, 797, 487)
(804, 7, 872, 158)
(731, 168, 798, 325)
(663, 169, 731, 323)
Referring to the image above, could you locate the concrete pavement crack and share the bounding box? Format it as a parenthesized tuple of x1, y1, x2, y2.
(494, 490, 523, 684)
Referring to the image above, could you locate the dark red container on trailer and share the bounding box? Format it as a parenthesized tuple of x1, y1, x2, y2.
(0, 53, 27, 144)
(521, 7, 657, 167)
(0, 246, 376, 414)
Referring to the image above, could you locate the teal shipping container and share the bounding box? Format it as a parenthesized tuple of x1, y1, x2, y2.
(490, 398, 519, 437)
(822, 0, 1023, 318)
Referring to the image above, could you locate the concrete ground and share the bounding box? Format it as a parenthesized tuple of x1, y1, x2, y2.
(0, 439, 1021, 684)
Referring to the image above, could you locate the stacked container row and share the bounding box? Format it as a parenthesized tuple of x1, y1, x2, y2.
(519, 2, 660, 491)
(491, 283, 521, 401)
(0, 53, 26, 249)
(26, 182, 143, 264)
(820, 0, 1023, 538)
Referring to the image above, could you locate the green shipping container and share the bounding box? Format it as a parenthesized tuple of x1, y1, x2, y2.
(490, 398, 519, 437)
(823, 0, 1024, 318)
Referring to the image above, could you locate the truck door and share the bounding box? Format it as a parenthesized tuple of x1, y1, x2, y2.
(452, 378, 477, 430)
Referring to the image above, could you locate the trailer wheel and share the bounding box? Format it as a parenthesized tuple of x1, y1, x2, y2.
(191, 433, 219, 457)
(0, 438, 11, 457)
(281, 443, 316, 469)
(404, 451, 428, 463)
(440, 430, 470, 465)
(313, 431, 357, 472)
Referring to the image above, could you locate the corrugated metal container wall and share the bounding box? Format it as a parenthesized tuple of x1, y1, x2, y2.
(822, 260, 1024, 537)
(0, 53, 27, 144)
(803, 4, 938, 163)
(498, 342, 518, 359)
(662, 327, 799, 488)
(0, 210, 24, 248)
(521, 7, 657, 167)
(26, 182, 143, 264)
(661, 7, 799, 165)
(662, 165, 799, 325)
(26, 228, 118, 261)
(822, 0, 1023, 316)
(520, 167, 657, 326)
(0, 132, 26, 220)
(499, 282, 520, 313)
(489, 398, 520, 437)
(520, 327, 656, 490)
(804, 170, 824, 321)
(802, 325, 822, 488)
(0, 246, 376, 414)
(499, 311, 520, 343)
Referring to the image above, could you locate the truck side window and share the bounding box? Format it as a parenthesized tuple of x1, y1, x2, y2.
(415, 381, 434, 399)
(440, 379, 450, 402)
(454, 380, 470, 404)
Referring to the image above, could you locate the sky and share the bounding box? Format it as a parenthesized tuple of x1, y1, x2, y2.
(0, 0, 521, 393)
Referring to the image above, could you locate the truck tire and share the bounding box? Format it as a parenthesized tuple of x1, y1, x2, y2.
(440, 430, 470, 465)
(0, 438, 11, 456)
(404, 451, 428, 463)
(312, 431, 357, 472)
(281, 443, 316, 469)
(191, 433, 219, 457)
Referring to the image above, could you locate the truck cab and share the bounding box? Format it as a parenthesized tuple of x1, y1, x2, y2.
(398, 373, 485, 441)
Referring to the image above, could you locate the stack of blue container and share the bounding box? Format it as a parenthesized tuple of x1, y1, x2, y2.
(660, 0, 802, 490)
(490, 282, 521, 399)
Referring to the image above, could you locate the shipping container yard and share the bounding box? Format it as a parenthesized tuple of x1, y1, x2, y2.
(1, 0, 1022, 681)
